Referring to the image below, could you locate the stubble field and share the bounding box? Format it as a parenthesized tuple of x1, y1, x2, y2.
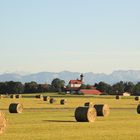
(0, 94, 140, 140)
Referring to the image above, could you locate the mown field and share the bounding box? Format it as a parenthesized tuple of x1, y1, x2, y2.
(0, 93, 140, 140)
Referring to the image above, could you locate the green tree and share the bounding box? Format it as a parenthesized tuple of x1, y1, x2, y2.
(124, 82, 135, 94)
(2, 81, 24, 94)
(13, 82, 24, 94)
(133, 82, 140, 95)
(0, 82, 7, 94)
(51, 78, 65, 92)
(95, 82, 112, 95)
(37, 84, 50, 92)
(112, 81, 125, 95)
(24, 81, 38, 93)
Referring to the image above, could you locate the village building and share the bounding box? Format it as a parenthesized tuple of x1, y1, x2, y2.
(80, 89, 101, 95)
(122, 92, 131, 96)
(66, 74, 83, 94)
(65, 74, 102, 95)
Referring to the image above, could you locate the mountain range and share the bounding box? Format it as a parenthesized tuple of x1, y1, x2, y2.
(0, 70, 140, 84)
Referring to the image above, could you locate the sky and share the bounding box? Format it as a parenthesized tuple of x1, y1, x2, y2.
(0, 0, 140, 74)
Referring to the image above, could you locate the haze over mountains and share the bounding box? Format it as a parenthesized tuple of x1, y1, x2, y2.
(0, 70, 140, 85)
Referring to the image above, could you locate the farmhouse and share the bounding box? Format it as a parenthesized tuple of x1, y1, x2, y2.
(68, 74, 84, 88)
(66, 74, 83, 94)
(65, 74, 101, 95)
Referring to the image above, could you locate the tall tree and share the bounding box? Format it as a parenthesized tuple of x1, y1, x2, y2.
(95, 82, 112, 94)
(133, 82, 140, 95)
(112, 81, 125, 95)
(51, 78, 65, 92)
(24, 81, 38, 93)
(124, 82, 135, 94)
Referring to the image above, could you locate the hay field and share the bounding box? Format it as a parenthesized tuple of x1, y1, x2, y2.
(0, 94, 140, 140)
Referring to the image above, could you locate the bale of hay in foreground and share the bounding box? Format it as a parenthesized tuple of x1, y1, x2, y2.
(10, 95, 16, 99)
(35, 94, 43, 99)
(60, 99, 67, 105)
(9, 103, 23, 113)
(16, 95, 22, 98)
(135, 96, 139, 101)
(137, 104, 140, 114)
(75, 107, 96, 122)
(43, 96, 50, 101)
(49, 98, 56, 104)
(0, 111, 6, 134)
(94, 104, 110, 117)
(84, 102, 93, 107)
(116, 95, 121, 99)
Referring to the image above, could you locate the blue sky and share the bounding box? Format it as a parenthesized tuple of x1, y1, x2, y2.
(0, 0, 140, 74)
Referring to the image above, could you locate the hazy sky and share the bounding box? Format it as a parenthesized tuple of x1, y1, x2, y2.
(0, 0, 140, 74)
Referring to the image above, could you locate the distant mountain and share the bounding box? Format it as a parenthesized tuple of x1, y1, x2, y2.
(0, 70, 140, 84)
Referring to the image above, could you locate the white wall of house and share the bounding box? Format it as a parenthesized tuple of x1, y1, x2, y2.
(70, 84, 81, 88)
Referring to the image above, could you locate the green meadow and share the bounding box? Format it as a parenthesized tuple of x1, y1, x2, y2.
(0, 94, 140, 140)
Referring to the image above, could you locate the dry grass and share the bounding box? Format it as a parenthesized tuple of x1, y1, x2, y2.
(0, 94, 140, 140)
(0, 111, 6, 134)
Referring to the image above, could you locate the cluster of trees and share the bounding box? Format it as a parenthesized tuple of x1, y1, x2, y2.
(0, 78, 65, 94)
(0, 79, 140, 95)
(94, 81, 140, 95)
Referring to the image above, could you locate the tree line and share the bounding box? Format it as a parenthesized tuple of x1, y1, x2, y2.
(94, 81, 140, 95)
(0, 78, 65, 94)
(0, 79, 140, 95)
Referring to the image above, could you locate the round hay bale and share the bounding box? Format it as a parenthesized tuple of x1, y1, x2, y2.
(16, 95, 22, 98)
(75, 107, 96, 122)
(84, 102, 93, 107)
(35, 94, 43, 99)
(10, 95, 16, 99)
(9, 103, 23, 113)
(60, 99, 67, 105)
(116, 95, 120, 99)
(137, 104, 140, 114)
(49, 98, 56, 104)
(94, 104, 110, 117)
(0, 111, 6, 134)
(43, 96, 50, 101)
(135, 96, 139, 101)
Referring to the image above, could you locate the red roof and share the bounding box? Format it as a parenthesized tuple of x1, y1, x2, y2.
(69, 80, 83, 84)
(80, 89, 102, 95)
